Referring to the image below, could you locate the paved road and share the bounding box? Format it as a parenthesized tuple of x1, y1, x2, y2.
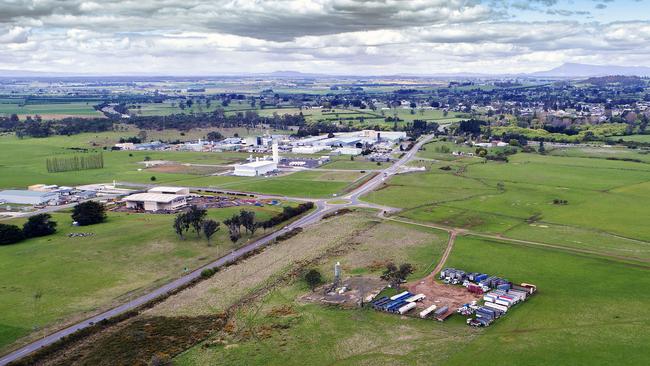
(0, 135, 434, 365)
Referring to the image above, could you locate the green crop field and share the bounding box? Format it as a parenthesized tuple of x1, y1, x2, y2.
(0, 204, 294, 351)
(617, 134, 650, 143)
(0, 102, 103, 118)
(363, 142, 650, 260)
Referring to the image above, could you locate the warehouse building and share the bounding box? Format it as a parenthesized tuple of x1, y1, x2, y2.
(122, 186, 190, 212)
(0, 190, 59, 205)
(233, 143, 279, 176)
(147, 186, 190, 195)
(122, 193, 187, 211)
(233, 160, 277, 176)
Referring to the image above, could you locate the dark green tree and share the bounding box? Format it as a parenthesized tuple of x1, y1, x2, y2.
(22, 213, 57, 238)
(223, 215, 241, 243)
(304, 269, 322, 291)
(381, 262, 414, 289)
(173, 213, 190, 240)
(186, 205, 207, 237)
(206, 131, 223, 141)
(0, 223, 24, 245)
(72, 201, 106, 226)
(239, 210, 256, 235)
(202, 219, 220, 245)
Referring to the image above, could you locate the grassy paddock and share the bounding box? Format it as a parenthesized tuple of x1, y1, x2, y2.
(444, 236, 650, 365)
(0, 204, 292, 351)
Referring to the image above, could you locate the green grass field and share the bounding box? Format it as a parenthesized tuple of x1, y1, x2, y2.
(444, 236, 650, 365)
(0, 102, 103, 118)
(175, 214, 457, 366)
(616, 134, 650, 143)
(363, 143, 650, 259)
(319, 155, 388, 170)
(0, 204, 293, 351)
(175, 218, 650, 366)
(176, 170, 368, 198)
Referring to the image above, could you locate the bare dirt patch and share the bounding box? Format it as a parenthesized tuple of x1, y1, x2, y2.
(405, 275, 481, 320)
(299, 276, 387, 307)
(147, 164, 225, 175)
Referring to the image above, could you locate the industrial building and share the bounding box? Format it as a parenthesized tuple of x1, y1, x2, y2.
(233, 143, 279, 176)
(0, 190, 59, 205)
(122, 193, 188, 211)
(147, 186, 190, 195)
(122, 186, 190, 212)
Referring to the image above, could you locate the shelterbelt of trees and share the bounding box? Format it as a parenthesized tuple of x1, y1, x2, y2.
(0, 108, 441, 139)
(0, 109, 307, 138)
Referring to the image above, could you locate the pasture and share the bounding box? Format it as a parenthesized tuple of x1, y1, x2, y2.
(364, 143, 650, 260)
(172, 212, 455, 365)
(0, 101, 103, 119)
(0, 204, 291, 352)
(176, 222, 650, 366)
(444, 236, 650, 365)
(0, 133, 364, 198)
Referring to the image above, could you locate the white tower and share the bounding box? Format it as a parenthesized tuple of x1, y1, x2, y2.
(272, 142, 279, 163)
(334, 261, 341, 285)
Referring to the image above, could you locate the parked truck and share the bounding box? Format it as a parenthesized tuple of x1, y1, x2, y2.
(419, 305, 437, 318)
(398, 302, 417, 314)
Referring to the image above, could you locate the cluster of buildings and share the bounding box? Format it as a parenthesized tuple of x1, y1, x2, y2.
(0, 184, 97, 206)
(290, 130, 406, 156)
(112, 129, 407, 178)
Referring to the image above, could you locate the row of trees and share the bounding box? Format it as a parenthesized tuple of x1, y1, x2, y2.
(173, 206, 221, 244)
(223, 210, 257, 243)
(0, 201, 106, 246)
(11, 117, 114, 138)
(172, 202, 314, 245)
(257, 202, 314, 231)
(46, 153, 104, 173)
(0, 214, 57, 245)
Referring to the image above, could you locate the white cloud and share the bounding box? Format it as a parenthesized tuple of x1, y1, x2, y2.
(0, 0, 648, 74)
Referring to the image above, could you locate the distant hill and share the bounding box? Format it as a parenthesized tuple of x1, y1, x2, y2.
(583, 75, 646, 86)
(531, 63, 650, 77)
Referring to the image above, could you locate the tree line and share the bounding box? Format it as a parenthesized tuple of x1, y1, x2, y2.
(46, 153, 104, 173)
(172, 202, 314, 245)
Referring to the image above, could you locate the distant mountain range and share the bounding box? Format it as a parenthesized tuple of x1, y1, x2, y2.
(1, 63, 650, 79)
(530, 63, 650, 77)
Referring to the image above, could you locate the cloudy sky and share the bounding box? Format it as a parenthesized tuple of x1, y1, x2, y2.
(0, 0, 649, 75)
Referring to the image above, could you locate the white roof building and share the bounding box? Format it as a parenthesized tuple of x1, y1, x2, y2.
(148, 186, 190, 195)
(0, 190, 59, 205)
(122, 193, 187, 211)
(233, 160, 277, 177)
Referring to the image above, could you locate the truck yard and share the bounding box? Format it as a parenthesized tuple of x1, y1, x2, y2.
(369, 267, 536, 325)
